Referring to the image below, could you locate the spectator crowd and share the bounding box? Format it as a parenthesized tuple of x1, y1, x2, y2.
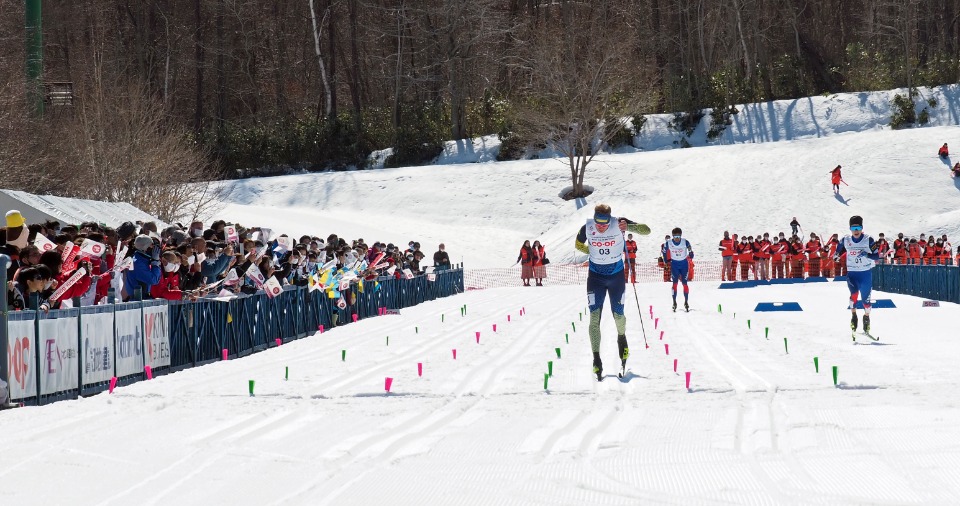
(717, 228, 958, 282)
(3, 209, 454, 312)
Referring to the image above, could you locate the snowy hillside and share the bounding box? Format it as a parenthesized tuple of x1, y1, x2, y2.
(215, 125, 960, 268)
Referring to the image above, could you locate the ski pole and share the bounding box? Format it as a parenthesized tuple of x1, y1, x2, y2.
(632, 282, 649, 348)
(841, 179, 850, 186)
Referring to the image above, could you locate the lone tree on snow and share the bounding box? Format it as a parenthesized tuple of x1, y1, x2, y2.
(510, 2, 651, 199)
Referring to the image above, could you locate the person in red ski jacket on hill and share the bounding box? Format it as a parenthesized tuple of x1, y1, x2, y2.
(718, 231, 736, 281)
(939, 143, 949, 158)
(829, 165, 844, 193)
(625, 234, 638, 283)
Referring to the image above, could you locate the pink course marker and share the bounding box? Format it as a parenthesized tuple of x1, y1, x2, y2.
(655, 318, 659, 330)
(673, 358, 678, 372)
(685, 371, 691, 390)
(507, 314, 511, 322)
(492, 323, 497, 332)
(222, 349, 228, 361)
(385, 377, 393, 392)
(452, 349, 457, 359)
(275, 338, 282, 346)
(476, 333, 480, 344)
(352, 314, 359, 322)
(109, 377, 118, 393)
(144, 365, 153, 380)
(319, 325, 325, 333)
(665, 343, 670, 355)
(660, 331, 664, 340)
(418, 363, 423, 377)
(649, 305, 653, 318)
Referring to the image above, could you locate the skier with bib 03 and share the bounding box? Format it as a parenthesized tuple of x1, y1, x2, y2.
(574, 204, 651, 380)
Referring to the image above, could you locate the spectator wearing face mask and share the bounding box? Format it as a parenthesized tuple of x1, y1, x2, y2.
(770, 235, 788, 279)
(126, 235, 162, 300)
(433, 243, 451, 271)
(200, 241, 234, 284)
(151, 251, 184, 300)
(8, 265, 53, 311)
(737, 236, 754, 281)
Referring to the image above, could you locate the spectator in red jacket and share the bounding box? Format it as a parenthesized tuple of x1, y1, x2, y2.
(952, 162, 960, 178)
(939, 143, 949, 158)
(771, 236, 788, 279)
(625, 234, 638, 283)
(756, 233, 771, 280)
(805, 233, 822, 277)
(829, 165, 843, 193)
(718, 231, 735, 281)
(151, 251, 184, 300)
(517, 240, 533, 286)
(737, 236, 754, 281)
(789, 236, 805, 278)
(531, 240, 547, 286)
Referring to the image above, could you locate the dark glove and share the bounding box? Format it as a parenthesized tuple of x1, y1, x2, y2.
(151, 246, 161, 262)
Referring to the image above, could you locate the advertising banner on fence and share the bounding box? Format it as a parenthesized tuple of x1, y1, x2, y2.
(38, 317, 79, 395)
(143, 305, 171, 368)
(81, 312, 114, 385)
(115, 309, 144, 377)
(6, 319, 37, 400)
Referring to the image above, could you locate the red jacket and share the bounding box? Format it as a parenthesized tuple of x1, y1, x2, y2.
(626, 240, 638, 259)
(719, 238, 735, 257)
(531, 246, 545, 267)
(53, 267, 92, 303)
(805, 240, 822, 258)
(150, 270, 183, 301)
(771, 241, 787, 261)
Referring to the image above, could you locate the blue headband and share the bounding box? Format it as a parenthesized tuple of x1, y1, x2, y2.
(594, 213, 612, 224)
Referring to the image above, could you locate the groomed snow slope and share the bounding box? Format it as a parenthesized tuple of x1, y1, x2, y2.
(4, 283, 960, 505)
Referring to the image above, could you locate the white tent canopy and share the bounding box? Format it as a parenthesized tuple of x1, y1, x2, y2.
(0, 189, 168, 230)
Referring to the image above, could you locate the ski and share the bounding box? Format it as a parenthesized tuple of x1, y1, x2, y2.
(862, 331, 880, 341)
(618, 365, 630, 379)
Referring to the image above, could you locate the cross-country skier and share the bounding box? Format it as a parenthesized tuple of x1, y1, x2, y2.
(829, 165, 844, 193)
(834, 215, 881, 340)
(662, 227, 694, 312)
(574, 204, 650, 381)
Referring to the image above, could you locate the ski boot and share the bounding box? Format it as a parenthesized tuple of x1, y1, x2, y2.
(617, 335, 629, 378)
(672, 300, 677, 312)
(593, 353, 603, 382)
(684, 301, 690, 312)
(863, 314, 870, 333)
(850, 312, 858, 332)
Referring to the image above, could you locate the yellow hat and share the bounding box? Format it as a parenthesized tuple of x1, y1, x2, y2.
(5, 210, 25, 228)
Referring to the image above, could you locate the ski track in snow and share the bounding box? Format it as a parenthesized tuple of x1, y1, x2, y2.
(5, 283, 960, 505)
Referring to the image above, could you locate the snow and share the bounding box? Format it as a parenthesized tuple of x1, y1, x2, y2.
(6, 85, 960, 504)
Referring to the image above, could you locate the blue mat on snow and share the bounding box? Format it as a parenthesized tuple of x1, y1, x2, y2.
(852, 299, 896, 309)
(754, 302, 803, 312)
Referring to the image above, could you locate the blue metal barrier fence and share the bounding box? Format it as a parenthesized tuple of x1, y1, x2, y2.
(1, 266, 463, 406)
(874, 264, 960, 304)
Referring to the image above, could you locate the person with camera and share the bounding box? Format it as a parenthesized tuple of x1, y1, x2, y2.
(126, 235, 162, 300)
(200, 240, 234, 284)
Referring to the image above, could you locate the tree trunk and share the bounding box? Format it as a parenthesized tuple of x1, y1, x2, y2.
(348, 0, 363, 135)
(326, 0, 338, 120)
(216, 0, 225, 152)
(309, 0, 333, 120)
(194, 0, 204, 138)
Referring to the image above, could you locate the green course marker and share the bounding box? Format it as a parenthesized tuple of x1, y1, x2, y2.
(464, 304, 467, 315)
(783, 338, 789, 354)
(415, 326, 419, 334)
(555, 347, 562, 359)
(285, 366, 289, 381)
(572, 322, 576, 332)
(460, 307, 464, 316)
(548, 361, 553, 377)
(342, 349, 346, 361)
(747, 319, 751, 330)
(544, 373, 549, 390)
(733, 312, 736, 319)
(718, 304, 722, 313)
(442, 313, 445, 322)
(765, 327, 769, 339)
(565, 333, 569, 344)
(248, 380, 255, 397)
(579, 312, 582, 321)
(814, 356, 819, 373)
(386, 335, 390, 346)
(832, 366, 838, 386)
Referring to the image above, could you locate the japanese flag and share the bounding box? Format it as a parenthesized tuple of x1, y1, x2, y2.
(245, 263, 266, 288)
(33, 233, 56, 252)
(225, 225, 239, 244)
(79, 238, 107, 258)
(274, 235, 293, 253)
(402, 268, 415, 280)
(263, 276, 283, 298)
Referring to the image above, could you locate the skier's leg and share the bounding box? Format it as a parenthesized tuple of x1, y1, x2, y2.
(608, 275, 628, 363)
(586, 276, 607, 354)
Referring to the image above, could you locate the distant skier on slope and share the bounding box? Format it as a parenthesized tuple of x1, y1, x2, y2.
(829, 165, 845, 193)
(834, 215, 881, 341)
(662, 227, 694, 312)
(790, 217, 802, 237)
(574, 204, 650, 381)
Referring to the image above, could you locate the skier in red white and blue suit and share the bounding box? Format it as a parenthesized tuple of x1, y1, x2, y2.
(833, 215, 881, 336)
(661, 227, 694, 312)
